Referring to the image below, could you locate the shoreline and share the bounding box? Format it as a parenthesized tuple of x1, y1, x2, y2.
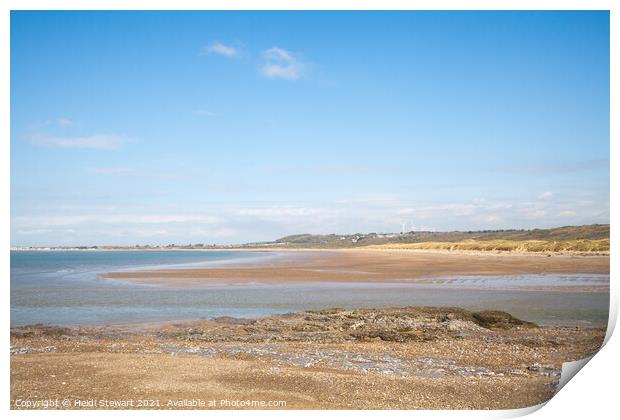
(102, 250, 287, 275)
(11, 306, 606, 410)
(12, 249, 609, 328)
(103, 248, 610, 289)
(11, 246, 610, 257)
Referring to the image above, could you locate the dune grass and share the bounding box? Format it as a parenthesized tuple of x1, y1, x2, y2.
(366, 239, 609, 253)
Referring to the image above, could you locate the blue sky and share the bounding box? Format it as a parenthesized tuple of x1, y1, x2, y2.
(11, 11, 610, 246)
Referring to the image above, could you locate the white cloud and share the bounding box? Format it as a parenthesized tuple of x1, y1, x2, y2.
(31, 133, 130, 150)
(203, 42, 238, 57)
(260, 47, 304, 80)
(11, 190, 609, 246)
(538, 191, 554, 200)
(14, 214, 222, 228)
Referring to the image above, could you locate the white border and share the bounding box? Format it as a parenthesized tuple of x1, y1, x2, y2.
(2, 2, 616, 420)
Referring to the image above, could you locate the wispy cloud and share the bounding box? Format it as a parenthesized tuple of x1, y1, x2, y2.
(203, 42, 238, 57)
(335, 194, 400, 205)
(493, 159, 609, 174)
(538, 191, 554, 200)
(313, 164, 397, 174)
(394, 195, 609, 229)
(260, 47, 305, 80)
(57, 118, 73, 127)
(30, 133, 130, 150)
(86, 167, 136, 175)
(14, 213, 222, 228)
(266, 163, 403, 174)
(85, 167, 177, 179)
(234, 206, 328, 218)
(558, 210, 577, 217)
(11, 191, 610, 246)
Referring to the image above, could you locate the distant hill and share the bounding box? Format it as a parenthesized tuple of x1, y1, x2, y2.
(19, 224, 607, 251)
(243, 224, 610, 249)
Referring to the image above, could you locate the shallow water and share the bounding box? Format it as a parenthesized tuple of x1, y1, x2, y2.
(10, 251, 609, 327)
(414, 273, 610, 288)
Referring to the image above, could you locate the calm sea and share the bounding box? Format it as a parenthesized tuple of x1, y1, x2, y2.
(10, 251, 609, 327)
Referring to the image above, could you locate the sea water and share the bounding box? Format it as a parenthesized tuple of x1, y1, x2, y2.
(10, 251, 609, 327)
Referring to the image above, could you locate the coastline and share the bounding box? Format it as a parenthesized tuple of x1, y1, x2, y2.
(12, 249, 609, 327)
(103, 248, 610, 289)
(11, 248, 610, 409)
(11, 246, 610, 257)
(11, 306, 606, 409)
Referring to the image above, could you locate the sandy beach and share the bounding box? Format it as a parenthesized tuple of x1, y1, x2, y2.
(104, 248, 610, 290)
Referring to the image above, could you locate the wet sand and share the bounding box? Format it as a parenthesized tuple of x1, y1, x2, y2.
(104, 249, 610, 289)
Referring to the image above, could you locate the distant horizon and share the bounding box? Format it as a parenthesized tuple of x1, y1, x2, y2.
(9, 222, 609, 248)
(11, 11, 610, 247)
